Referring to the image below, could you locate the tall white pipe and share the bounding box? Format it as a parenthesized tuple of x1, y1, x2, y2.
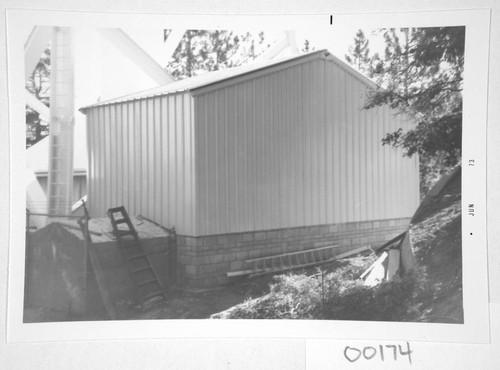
(47, 27, 75, 216)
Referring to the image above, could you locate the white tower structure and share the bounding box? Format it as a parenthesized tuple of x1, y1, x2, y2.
(47, 27, 75, 216)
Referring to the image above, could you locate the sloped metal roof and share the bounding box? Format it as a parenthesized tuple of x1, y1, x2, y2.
(80, 49, 377, 112)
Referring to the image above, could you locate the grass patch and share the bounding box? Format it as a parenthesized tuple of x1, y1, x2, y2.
(212, 257, 428, 321)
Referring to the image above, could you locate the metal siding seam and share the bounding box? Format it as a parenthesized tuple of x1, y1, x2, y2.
(222, 88, 228, 233)
(380, 106, 387, 219)
(213, 91, 219, 234)
(178, 94, 185, 232)
(361, 82, 367, 221)
(160, 97, 167, 228)
(167, 96, 174, 231)
(147, 99, 153, 221)
(128, 103, 134, 216)
(104, 106, 110, 214)
(378, 106, 384, 220)
(277, 72, 283, 229)
(307, 62, 313, 225)
(225, 87, 233, 233)
(225, 88, 232, 233)
(233, 87, 239, 232)
(359, 84, 366, 221)
(243, 84, 248, 232)
(298, 64, 305, 227)
(190, 95, 196, 236)
(87, 111, 93, 214)
(134, 100, 141, 216)
(122, 104, 128, 216)
(111, 104, 117, 209)
(346, 72, 353, 222)
(179, 95, 184, 232)
(246, 79, 252, 231)
(291, 67, 297, 227)
(283, 70, 289, 227)
(251, 79, 256, 232)
(274, 74, 279, 228)
(332, 64, 340, 223)
(366, 93, 373, 221)
(309, 61, 316, 225)
(115, 104, 122, 208)
(387, 106, 395, 218)
(204, 94, 209, 235)
(325, 61, 333, 223)
(143, 99, 151, 217)
(353, 80, 360, 222)
(183, 94, 189, 233)
(154, 97, 161, 223)
(261, 78, 267, 230)
(94, 108, 100, 215)
(183, 94, 190, 234)
(322, 60, 329, 224)
(173, 95, 179, 231)
(262, 76, 269, 230)
(317, 60, 325, 225)
(100, 106, 107, 216)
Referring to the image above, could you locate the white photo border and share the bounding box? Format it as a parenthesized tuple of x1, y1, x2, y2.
(6, 7, 491, 344)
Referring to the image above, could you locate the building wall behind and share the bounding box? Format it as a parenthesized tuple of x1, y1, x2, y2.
(36, 174, 87, 205)
(194, 58, 420, 236)
(86, 92, 196, 235)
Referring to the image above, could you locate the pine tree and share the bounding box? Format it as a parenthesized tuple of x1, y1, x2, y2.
(302, 39, 315, 53)
(366, 27, 464, 165)
(26, 47, 50, 148)
(345, 30, 372, 75)
(364, 27, 465, 195)
(165, 30, 268, 79)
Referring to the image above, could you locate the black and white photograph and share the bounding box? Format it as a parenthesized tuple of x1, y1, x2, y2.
(1, 2, 497, 368)
(23, 25, 465, 324)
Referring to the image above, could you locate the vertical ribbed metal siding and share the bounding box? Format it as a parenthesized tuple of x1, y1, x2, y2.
(194, 58, 419, 236)
(86, 92, 196, 235)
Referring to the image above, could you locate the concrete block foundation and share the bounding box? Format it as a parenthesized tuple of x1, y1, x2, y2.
(176, 218, 411, 289)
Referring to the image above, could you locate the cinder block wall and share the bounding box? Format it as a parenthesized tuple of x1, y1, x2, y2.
(176, 217, 411, 289)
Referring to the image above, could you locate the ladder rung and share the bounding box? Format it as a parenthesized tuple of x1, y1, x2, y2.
(128, 253, 146, 260)
(116, 230, 133, 236)
(132, 265, 152, 274)
(121, 242, 139, 249)
(137, 278, 159, 287)
(115, 218, 128, 224)
(142, 290, 164, 301)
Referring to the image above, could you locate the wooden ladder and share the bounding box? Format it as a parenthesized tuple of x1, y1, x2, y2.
(107, 206, 165, 305)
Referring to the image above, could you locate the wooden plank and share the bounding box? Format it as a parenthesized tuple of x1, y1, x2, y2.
(88, 246, 117, 319)
(374, 231, 406, 253)
(386, 248, 401, 280)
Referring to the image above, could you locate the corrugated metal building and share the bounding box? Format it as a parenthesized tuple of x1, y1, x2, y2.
(81, 50, 420, 287)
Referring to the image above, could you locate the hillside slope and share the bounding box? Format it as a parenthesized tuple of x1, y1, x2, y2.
(408, 168, 463, 323)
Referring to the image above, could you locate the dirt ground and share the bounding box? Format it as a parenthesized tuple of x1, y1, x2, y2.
(128, 259, 360, 320)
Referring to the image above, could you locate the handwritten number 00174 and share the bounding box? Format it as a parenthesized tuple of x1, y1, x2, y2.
(343, 342, 413, 364)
